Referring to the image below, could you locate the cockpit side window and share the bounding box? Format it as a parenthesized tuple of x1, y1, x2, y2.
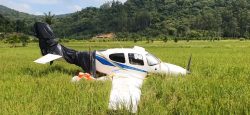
(128, 53, 144, 66)
(109, 53, 125, 63)
(146, 53, 160, 66)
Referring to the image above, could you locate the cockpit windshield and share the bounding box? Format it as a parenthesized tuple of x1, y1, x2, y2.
(146, 53, 160, 66)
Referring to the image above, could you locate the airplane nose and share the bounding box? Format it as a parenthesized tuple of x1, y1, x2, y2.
(160, 62, 188, 76)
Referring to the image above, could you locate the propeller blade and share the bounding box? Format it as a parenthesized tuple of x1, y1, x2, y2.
(186, 54, 192, 73)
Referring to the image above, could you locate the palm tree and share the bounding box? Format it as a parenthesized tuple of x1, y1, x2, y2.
(44, 11, 55, 25)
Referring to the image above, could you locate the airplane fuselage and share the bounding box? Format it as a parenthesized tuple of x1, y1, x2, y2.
(95, 46, 188, 77)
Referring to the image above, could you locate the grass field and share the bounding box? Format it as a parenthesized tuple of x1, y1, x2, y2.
(0, 40, 250, 114)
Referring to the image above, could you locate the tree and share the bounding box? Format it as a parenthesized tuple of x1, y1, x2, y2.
(177, 25, 189, 37)
(0, 14, 14, 34)
(100, 1, 112, 9)
(131, 33, 139, 43)
(42, 0, 250, 39)
(162, 36, 168, 43)
(15, 19, 26, 33)
(44, 12, 55, 25)
(134, 11, 151, 31)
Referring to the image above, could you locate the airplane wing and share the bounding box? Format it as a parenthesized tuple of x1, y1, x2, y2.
(108, 70, 146, 113)
(34, 54, 62, 64)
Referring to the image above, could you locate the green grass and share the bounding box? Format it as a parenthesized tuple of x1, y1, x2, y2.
(0, 40, 250, 114)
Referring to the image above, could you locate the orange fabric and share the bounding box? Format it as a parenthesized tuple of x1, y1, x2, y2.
(78, 72, 93, 80)
(78, 72, 84, 78)
(84, 73, 92, 80)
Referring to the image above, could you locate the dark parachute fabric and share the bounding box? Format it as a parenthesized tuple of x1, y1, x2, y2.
(33, 22, 96, 77)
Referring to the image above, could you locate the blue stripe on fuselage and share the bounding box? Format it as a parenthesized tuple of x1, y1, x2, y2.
(96, 55, 147, 73)
(96, 55, 114, 66)
(116, 63, 147, 73)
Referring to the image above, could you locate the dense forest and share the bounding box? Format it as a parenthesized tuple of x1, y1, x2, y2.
(1, 0, 250, 40)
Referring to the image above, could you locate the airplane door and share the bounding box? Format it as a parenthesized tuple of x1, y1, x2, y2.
(127, 53, 147, 74)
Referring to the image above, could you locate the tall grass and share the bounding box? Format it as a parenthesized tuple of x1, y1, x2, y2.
(0, 40, 249, 114)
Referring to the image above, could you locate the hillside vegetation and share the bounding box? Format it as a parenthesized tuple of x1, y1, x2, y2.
(0, 5, 40, 35)
(0, 5, 37, 20)
(1, 0, 250, 39)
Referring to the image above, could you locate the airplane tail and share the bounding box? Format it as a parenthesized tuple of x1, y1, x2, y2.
(34, 22, 61, 56)
(33, 22, 96, 77)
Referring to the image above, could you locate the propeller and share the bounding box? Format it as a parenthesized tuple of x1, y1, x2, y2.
(186, 54, 192, 74)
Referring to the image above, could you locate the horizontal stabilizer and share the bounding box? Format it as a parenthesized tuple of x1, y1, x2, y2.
(34, 54, 62, 64)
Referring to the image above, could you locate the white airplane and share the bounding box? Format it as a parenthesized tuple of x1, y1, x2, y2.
(33, 22, 191, 113)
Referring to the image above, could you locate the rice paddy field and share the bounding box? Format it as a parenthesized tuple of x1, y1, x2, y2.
(0, 40, 249, 114)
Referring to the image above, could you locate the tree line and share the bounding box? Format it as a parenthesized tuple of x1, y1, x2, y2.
(1, 0, 250, 40)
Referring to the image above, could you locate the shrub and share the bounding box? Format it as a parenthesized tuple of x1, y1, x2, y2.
(162, 36, 168, 43)
(5, 34, 19, 47)
(133, 39, 138, 43)
(19, 35, 29, 47)
(239, 38, 245, 41)
(146, 37, 150, 43)
(150, 39, 154, 43)
(174, 37, 178, 43)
